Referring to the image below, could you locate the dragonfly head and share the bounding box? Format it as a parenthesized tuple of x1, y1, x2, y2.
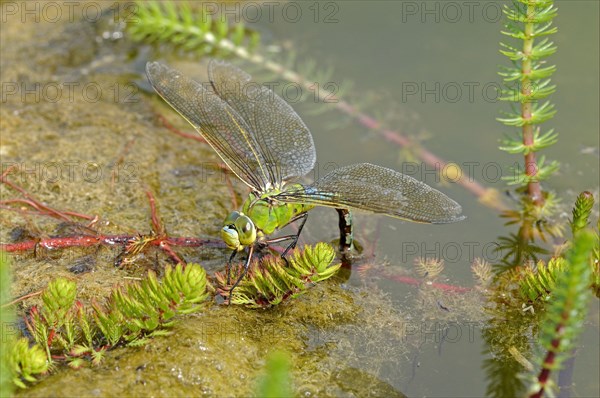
(221, 211, 257, 250)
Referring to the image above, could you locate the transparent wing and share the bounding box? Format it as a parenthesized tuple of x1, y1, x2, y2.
(208, 60, 316, 186)
(276, 163, 465, 223)
(146, 61, 271, 191)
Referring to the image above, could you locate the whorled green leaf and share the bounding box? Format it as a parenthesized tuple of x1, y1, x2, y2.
(24, 306, 51, 360)
(41, 277, 77, 325)
(8, 338, 48, 389)
(162, 263, 209, 313)
(106, 263, 210, 338)
(502, 155, 559, 185)
(499, 128, 558, 155)
(92, 300, 125, 346)
(518, 258, 566, 302)
(67, 358, 86, 369)
(70, 344, 92, 357)
(126, 1, 259, 57)
(218, 243, 341, 308)
(502, 1, 557, 25)
(570, 192, 594, 235)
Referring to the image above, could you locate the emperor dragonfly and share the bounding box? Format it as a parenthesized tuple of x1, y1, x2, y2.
(146, 60, 465, 296)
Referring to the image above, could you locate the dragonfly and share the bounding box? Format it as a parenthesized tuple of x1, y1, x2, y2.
(146, 60, 465, 296)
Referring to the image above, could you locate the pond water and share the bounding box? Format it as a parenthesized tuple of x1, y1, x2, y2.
(1, 1, 598, 397)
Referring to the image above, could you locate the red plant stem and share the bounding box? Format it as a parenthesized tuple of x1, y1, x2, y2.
(46, 327, 57, 347)
(1, 290, 43, 308)
(1, 180, 71, 222)
(1, 199, 62, 217)
(530, 339, 560, 398)
(0, 200, 95, 221)
(1, 173, 225, 260)
(530, 316, 567, 398)
(523, 124, 543, 205)
(2, 235, 471, 293)
(2, 177, 471, 293)
(158, 240, 184, 264)
(146, 190, 163, 235)
(1, 167, 96, 221)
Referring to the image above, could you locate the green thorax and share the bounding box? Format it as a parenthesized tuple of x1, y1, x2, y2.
(242, 184, 314, 235)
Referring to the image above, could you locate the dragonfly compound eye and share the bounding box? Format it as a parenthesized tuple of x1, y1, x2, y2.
(235, 215, 257, 246)
(223, 211, 241, 226)
(221, 225, 240, 250)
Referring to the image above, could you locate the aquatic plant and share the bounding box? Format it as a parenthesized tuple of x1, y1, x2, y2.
(526, 228, 596, 397)
(6, 339, 48, 389)
(256, 351, 293, 398)
(494, 0, 566, 272)
(511, 192, 598, 303)
(497, 0, 560, 206)
(127, 1, 259, 57)
(11, 263, 208, 385)
(413, 257, 445, 279)
(215, 243, 341, 307)
(570, 191, 596, 235)
(482, 316, 530, 398)
(496, 192, 596, 300)
(1, 253, 49, 390)
(517, 258, 565, 303)
(483, 191, 598, 397)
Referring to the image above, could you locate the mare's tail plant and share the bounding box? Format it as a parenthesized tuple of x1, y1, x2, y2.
(215, 243, 341, 308)
(483, 192, 598, 398)
(9, 263, 209, 387)
(126, 1, 349, 104)
(127, 1, 259, 59)
(495, 0, 564, 269)
(498, 0, 560, 207)
(526, 227, 596, 398)
(1, 253, 48, 390)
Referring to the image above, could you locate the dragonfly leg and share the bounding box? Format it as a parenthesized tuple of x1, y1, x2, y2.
(228, 244, 255, 303)
(283, 212, 309, 257)
(264, 212, 309, 267)
(336, 208, 354, 252)
(226, 250, 238, 285)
